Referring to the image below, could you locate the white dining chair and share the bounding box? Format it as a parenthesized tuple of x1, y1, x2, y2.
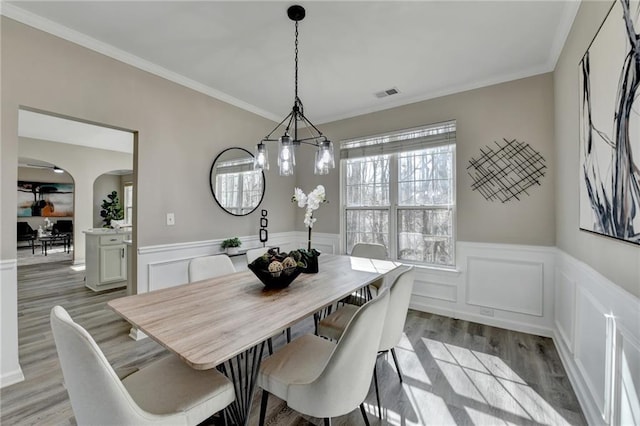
(245, 247, 272, 264)
(50, 305, 235, 426)
(350, 242, 387, 260)
(316, 266, 415, 418)
(341, 243, 388, 306)
(188, 254, 235, 282)
(257, 288, 390, 426)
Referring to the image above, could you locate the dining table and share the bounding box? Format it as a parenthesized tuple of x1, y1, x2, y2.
(108, 253, 400, 425)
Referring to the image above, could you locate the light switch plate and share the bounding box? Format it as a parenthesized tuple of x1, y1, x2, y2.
(166, 213, 175, 226)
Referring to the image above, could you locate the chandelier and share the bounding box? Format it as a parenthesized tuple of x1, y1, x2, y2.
(253, 5, 335, 176)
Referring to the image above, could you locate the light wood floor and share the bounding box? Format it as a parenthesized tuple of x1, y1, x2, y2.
(1, 260, 586, 425)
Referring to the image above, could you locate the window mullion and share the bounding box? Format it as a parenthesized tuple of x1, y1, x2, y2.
(389, 153, 398, 260)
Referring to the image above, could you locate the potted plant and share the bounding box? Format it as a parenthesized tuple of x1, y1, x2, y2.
(221, 237, 242, 255)
(100, 190, 124, 228)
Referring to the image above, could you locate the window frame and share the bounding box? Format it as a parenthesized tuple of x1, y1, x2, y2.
(340, 124, 456, 269)
(123, 183, 133, 226)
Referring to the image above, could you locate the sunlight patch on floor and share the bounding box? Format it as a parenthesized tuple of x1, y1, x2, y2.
(395, 334, 432, 385)
(423, 337, 571, 426)
(70, 265, 85, 272)
(383, 334, 573, 425)
(463, 406, 516, 425)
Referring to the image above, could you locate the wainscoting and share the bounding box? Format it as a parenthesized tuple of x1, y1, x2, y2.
(554, 251, 640, 425)
(0, 259, 23, 388)
(134, 234, 639, 425)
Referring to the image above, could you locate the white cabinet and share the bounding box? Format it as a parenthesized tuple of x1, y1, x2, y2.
(84, 230, 130, 292)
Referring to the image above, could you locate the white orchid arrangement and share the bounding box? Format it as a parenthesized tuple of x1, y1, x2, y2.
(292, 185, 327, 250)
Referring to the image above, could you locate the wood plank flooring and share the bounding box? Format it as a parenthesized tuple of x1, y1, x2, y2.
(1, 260, 586, 425)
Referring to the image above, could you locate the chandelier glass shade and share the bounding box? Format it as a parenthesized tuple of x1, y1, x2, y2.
(253, 5, 335, 176)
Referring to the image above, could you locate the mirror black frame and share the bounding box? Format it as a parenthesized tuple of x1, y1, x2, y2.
(209, 147, 265, 216)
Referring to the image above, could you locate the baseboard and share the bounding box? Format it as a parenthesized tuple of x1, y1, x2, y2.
(410, 299, 555, 338)
(0, 368, 25, 389)
(553, 329, 603, 425)
(1, 259, 23, 389)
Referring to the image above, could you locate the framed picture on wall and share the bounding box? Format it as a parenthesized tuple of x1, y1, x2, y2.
(17, 181, 74, 217)
(578, 0, 640, 246)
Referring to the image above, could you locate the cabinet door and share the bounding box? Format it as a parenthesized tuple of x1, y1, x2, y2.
(99, 245, 127, 284)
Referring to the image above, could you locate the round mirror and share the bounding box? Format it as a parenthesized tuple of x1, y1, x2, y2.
(209, 147, 265, 216)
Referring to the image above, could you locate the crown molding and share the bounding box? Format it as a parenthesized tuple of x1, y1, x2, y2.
(1, 3, 281, 123)
(546, 0, 581, 70)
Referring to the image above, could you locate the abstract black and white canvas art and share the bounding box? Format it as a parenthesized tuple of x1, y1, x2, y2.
(579, 0, 640, 245)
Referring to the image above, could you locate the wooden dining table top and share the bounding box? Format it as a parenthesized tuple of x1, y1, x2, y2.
(108, 254, 400, 370)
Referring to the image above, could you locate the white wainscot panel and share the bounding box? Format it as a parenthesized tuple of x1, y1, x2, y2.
(466, 257, 543, 316)
(575, 287, 608, 417)
(147, 258, 191, 292)
(413, 279, 457, 302)
(554, 269, 576, 352)
(616, 325, 640, 425)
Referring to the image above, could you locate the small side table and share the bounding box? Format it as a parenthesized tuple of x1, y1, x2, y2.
(39, 234, 71, 256)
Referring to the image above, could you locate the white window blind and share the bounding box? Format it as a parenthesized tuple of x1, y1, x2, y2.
(340, 120, 456, 159)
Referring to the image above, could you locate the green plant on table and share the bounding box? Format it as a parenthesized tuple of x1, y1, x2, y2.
(221, 237, 242, 249)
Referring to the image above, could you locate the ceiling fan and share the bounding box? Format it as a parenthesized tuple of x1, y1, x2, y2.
(23, 163, 65, 174)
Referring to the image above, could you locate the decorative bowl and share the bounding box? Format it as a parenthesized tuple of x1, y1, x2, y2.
(247, 263, 302, 289)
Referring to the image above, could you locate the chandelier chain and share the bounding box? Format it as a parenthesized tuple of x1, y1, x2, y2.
(294, 21, 299, 104)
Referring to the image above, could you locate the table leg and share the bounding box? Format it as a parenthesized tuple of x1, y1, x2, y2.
(218, 341, 265, 426)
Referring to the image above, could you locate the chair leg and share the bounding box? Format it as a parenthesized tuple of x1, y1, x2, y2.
(286, 327, 291, 343)
(359, 403, 370, 426)
(390, 347, 403, 382)
(267, 338, 273, 355)
(324, 418, 331, 426)
(373, 364, 381, 419)
(258, 390, 269, 426)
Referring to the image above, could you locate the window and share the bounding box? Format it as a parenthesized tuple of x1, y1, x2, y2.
(341, 121, 456, 268)
(215, 158, 263, 215)
(123, 183, 133, 226)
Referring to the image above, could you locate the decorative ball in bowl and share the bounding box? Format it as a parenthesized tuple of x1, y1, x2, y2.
(247, 249, 305, 289)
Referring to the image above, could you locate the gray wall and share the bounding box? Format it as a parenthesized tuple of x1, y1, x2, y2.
(554, 1, 640, 298)
(297, 74, 556, 247)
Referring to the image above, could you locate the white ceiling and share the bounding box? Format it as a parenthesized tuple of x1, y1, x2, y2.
(3, 1, 579, 125)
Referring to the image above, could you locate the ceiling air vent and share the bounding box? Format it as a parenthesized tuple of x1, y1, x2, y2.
(375, 87, 400, 98)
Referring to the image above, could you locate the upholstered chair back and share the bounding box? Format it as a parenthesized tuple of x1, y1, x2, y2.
(350, 243, 387, 260)
(188, 255, 235, 282)
(379, 266, 415, 351)
(246, 247, 271, 264)
(50, 306, 182, 425)
(287, 288, 390, 418)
